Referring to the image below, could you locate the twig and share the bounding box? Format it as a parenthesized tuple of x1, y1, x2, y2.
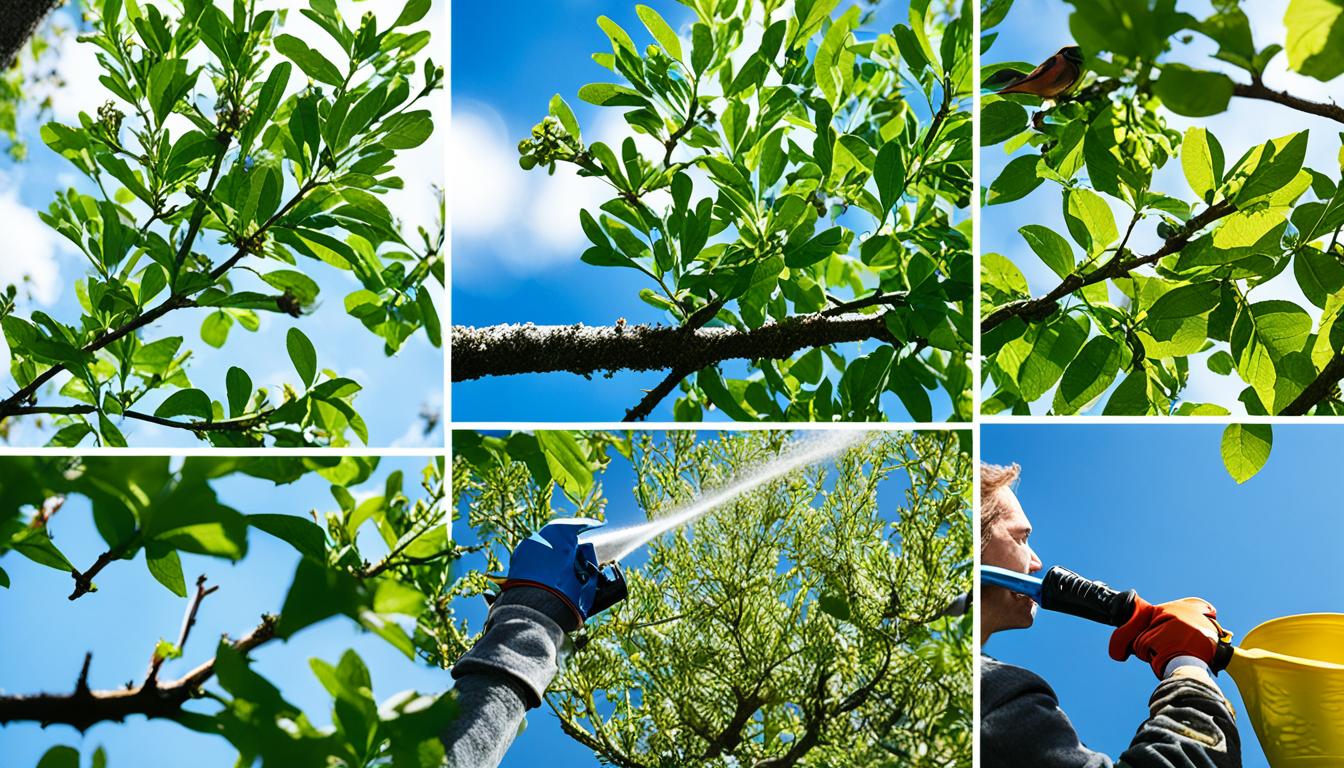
(982, 200, 1236, 332)
(0, 615, 277, 732)
(69, 547, 124, 600)
(4, 405, 273, 433)
(145, 575, 219, 688)
(623, 299, 727, 422)
(821, 289, 909, 317)
(1232, 79, 1344, 125)
(662, 95, 700, 168)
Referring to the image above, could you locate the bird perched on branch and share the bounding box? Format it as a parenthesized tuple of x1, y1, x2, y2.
(993, 46, 1084, 99)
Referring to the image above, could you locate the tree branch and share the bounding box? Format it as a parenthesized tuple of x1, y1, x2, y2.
(145, 575, 218, 688)
(982, 200, 1236, 333)
(453, 311, 900, 383)
(1281, 350, 1344, 415)
(68, 546, 125, 600)
(5, 405, 273, 433)
(1233, 79, 1344, 125)
(0, 180, 318, 422)
(0, 615, 276, 731)
(662, 95, 700, 168)
(622, 299, 727, 422)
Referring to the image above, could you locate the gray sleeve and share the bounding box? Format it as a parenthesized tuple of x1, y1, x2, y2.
(442, 588, 578, 768)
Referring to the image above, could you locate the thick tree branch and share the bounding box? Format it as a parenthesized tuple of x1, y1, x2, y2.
(0, 0, 61, 70)
(982, 200, 1236, 332)
(1281, 350, 1344, 415)
(0, 615, 276, 731)
(453, 311, 899, 383)
(1233, 79, 1344, 125)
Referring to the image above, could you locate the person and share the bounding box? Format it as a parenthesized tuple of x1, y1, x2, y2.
(443, 519, 626, 768)
(979, 462, 1241, 768)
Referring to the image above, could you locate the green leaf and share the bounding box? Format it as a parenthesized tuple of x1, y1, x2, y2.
(691, 22, 712, 75)
(1208, 350, 1235, 375)
(155, 389, 212, 420)
(1181, 127, 1223, 202)
(1285, 0, 1344, 81)
(287, 327, 318, 388)
(1063, 188, 1117, 256)
(548, 94, 580, 140)
(200, 310, 233, 348)
(145, 544, 188, 597)
(980, 100, 1028, 145)
(277, 556, 362, 638)
(1018, 224, 1075, 279)
(874, 141, 906, 216)
(249, 514, 326, 560)
(636, 4, 682, 60)
(1221, 424, 1272, 484)
(987, 154, 1043, 205)
(260, 269, 320, 304)
(1294, 247, 1344, 309)
(1153, 65, 1233, 117)
(1139, 282, 1221, 358)
(99, 413, 128, 448)
(535, 431, 594, 503)
(225, 366, 252, 419)
(577, 83, 647, 107)
(274, 34, 344, 86)
(393, 0, 431, 27)
(1231, 300, 1313, 409)
(1019, 316, 1089, 402)
(1052, 335, 1123, 415)
(36, 746, 80, 768)
(784, 227, 844, 268)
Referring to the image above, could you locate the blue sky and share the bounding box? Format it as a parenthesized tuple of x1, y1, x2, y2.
(450, 429, 941, 767)
(0, 1, 445, 448)
(450, 0, 956, 422)
(982, 0, 1344, 414)
(982, 423, 1344, 768)
(0, 457, 447, 768)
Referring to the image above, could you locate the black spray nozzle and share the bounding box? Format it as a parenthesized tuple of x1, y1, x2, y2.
(1039, 566, 1139, 627)
(589, 565, 627, 616)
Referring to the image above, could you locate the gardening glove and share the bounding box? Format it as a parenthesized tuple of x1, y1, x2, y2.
(494, 518, 627, 626)
(1108, 596, 1225, 679)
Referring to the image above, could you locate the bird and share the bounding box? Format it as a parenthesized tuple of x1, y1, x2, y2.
(994, 46, 1084, 99)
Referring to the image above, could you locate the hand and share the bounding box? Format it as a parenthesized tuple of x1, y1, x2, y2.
(499, 518, 627, 624)
(1109, 596, 1225, 678)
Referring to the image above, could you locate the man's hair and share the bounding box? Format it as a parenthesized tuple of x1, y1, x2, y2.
(980, 462, 1021, 550)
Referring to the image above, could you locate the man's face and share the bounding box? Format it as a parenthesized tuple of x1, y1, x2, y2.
(982, 486, 1042, 639)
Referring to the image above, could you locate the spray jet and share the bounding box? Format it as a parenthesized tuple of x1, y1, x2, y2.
(488, 518, 628, 624)
(982, 565, 1344, 766)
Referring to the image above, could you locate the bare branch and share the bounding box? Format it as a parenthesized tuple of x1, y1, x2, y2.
(0, 615, 277, 731)
(1232, 79, 1344, 124)
(623, 300, 727, 421)
(145, 575, 219, 688)
(69, 547, 124, 601)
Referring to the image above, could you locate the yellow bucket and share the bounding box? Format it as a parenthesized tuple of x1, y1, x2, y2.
(1225, 614, 1344, 767)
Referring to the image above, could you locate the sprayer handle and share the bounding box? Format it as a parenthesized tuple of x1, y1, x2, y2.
(1040, 566, 1139, 627)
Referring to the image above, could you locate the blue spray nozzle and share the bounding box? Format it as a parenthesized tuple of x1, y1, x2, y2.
(980, 565, 1044, 601)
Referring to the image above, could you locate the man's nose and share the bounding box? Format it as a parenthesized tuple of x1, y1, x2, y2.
(1026, 546, 1042, 574)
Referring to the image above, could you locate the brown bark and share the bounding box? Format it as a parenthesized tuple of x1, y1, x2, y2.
(0, 0, 61, 70)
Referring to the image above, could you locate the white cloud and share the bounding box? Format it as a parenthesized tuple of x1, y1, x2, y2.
(0, 190, 62, 306)
(42, 22, 107, 124)
(451, 106, 527, 242)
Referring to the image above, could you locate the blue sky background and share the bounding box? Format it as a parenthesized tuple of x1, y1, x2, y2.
(982, 0, 1344, 414)
(0, 457, 447, 768)
(451, 0, 961, 422)
(982, 424, 1344, 767)
(450, 429, 941, 767)
(0, 1, 445, 448)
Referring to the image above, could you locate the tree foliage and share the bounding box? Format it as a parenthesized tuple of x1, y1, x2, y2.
(454, 0, 975, 422)
(0, 0, 443, 447)
(451, 429, 973, 767)
(981, 0, 1344, 482)
(0, 454, 463, 768)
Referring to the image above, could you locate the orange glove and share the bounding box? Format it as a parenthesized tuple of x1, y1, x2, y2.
(1108, 596, 1224, 678)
